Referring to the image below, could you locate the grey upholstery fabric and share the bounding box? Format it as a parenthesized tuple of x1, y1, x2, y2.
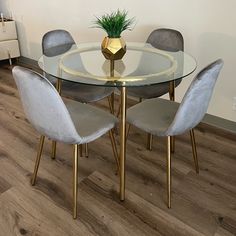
(62, 83, 115, 103)
(42, 29, 75, 57)
(42, 29, 115, 103)
(12, 66, 118, 144)
(126, 28, 184, 99)
(64, 99, 117, 143)
(127, 59, 224, 136)
(147, 28, 184, 52)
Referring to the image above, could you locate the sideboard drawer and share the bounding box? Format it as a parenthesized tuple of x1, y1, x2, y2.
(0, 40, 20, 60)
(0, 20, 17, 41)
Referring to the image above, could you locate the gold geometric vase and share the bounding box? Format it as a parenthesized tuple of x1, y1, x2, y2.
(101, 36, 126, 60)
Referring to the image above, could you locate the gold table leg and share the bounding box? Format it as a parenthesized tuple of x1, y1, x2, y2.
(110, 60, 115, 114)
(120, 86, 127, 201)
(169, 81, 175, 153)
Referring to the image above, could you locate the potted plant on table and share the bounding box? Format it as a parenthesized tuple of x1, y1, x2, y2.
(94, 9, 135, 60)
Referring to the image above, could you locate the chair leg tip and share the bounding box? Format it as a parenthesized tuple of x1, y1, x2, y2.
(73, 210, 77, 219)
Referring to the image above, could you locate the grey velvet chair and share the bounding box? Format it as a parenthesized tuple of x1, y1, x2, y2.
(124, 28, 184, 150)
(126, 59, 224, 208)
(127, 28, 184, 100)
(12, 66, 119, 219)
(42, 29, 115, 158)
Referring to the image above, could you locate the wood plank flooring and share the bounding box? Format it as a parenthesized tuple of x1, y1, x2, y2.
(0, 61, 235, 235)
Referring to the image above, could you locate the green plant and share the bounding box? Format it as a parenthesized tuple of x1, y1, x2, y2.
(94, 9, 135, 38)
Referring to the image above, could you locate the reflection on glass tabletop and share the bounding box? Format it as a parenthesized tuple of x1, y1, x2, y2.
(38, 42, 196, 87)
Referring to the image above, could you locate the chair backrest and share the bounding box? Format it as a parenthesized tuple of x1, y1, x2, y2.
(12, 66, 82, 144)
(138, 28, 184, 91)
(146, 28, 184, 52)
(42, 29, 75, 57)
(166, 59, 224, 136)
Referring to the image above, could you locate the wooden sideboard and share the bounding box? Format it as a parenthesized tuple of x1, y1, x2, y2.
(0, 19, 20, 64)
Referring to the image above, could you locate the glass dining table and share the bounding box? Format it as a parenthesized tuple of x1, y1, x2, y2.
(38, 42, 197, 201)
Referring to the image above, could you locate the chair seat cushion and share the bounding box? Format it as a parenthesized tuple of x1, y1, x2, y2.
(47, 74, 114, 103)
(125, 79, 181, 99)
(62, 82, 115, 103)
(127, 98, 179, 136)
(64, 98, 118, 143)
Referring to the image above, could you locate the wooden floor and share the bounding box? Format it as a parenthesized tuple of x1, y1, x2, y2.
(0, 61, 235, 236)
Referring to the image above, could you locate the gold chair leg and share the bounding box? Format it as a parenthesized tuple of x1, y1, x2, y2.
(147, 133, 153, 151)
(109, 130, 120, 175)
(79, 144, 83, 157)
(126, 124, 131, 139)
(108, 96, 119, 135)
(108, 96, 115, 114)
(85, 143, 89, 158)
(31, 135, 45, 186)
(190, 129, 199, 174)
(51, 140, 57, 159)
(73, 144, 79, 219)
(56, 79, 62, 95)
(167, 136, 171, 208)
(111, 92, 115, 115)
(120, 87, 127, 201)
(116, 103, 121, 118)
(169, 81, 175, 101)
(170, 136, 175, 153)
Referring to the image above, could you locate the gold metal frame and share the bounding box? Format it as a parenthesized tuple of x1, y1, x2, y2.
(169, 81, 175, 153)
(32, 133, 118, 219)
(167, 136, 171, 208)
(73, 144, 79, 219)
(120, 86, 127, 200)
(51, 141, 57, 159)
(165, 129, 199, 208)
(109, 59, 127, 200)
(147, 133, 153, 151)
(110, 60, 115, 114)
(31, 135, 45, 185)
(58, 45, 177, 83)
(85, 143, 89, 158)
(109, 130, 120, 174)
(31, 137, 80, 219)
(190, 129, 199, 173)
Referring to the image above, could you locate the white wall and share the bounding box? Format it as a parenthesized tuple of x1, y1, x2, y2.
(1, 0, 236, 122)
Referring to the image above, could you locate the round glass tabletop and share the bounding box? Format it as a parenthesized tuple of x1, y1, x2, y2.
(38, 42, 197, 87)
